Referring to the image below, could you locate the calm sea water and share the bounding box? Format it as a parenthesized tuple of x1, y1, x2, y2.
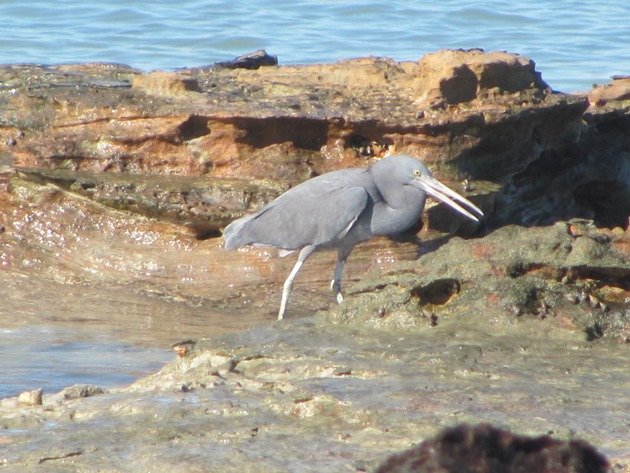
(0, 0, 628, 92)
(0, 327, 169, 398)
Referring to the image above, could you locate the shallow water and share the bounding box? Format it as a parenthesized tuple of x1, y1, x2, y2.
(0, 0, 629, 91)
(0, 243, 419, 399)
(0, 326, 168, 398)
(0, 272, 270, 398)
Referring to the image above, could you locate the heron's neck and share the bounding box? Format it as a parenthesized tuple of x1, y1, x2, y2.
(372, 186, 426, 235)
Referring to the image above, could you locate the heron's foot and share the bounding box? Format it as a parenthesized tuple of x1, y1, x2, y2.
(331, 279, 344, 304)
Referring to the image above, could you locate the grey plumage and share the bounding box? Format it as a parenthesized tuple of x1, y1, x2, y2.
(223, 154, 483, 319)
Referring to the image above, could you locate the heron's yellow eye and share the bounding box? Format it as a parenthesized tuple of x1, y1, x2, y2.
(413, 169, 421, 177)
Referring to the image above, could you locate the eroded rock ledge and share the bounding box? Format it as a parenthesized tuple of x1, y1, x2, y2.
(1, 49, 628, 232)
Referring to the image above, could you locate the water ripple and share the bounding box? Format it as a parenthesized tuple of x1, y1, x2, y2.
(0, 1, 628, 91)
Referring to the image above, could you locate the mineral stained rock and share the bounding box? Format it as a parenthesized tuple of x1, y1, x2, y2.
(6, 49, 583, 185)
(2, 48, 627, 232)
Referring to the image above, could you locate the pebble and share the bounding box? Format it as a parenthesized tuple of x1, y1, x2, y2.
(564, 292, 580, 304)
(462, 178, 472, 192)
(172, 339, 195, 358)
(18, 389, 43, 406)
(62, 385, 104, 400)
(588, 294, 602, 309)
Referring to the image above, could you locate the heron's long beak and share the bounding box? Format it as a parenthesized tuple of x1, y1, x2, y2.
(415, 175, 484, 222)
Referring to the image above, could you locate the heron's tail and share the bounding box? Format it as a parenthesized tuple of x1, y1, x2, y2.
(222, 215, 253, 250)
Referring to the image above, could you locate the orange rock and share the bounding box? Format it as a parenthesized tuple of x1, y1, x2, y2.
(3, 51, 585, 183)
(413, 49, 548, 107)
(555, 313, 578, 330)
(132, 71, 201, 96)
(587, 76, 630, 107)
(471, 242, 495, 259)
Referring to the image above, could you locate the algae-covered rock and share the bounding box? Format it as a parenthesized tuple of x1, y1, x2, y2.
(331, 222, 630, 341)
(61, 385, 105, 400)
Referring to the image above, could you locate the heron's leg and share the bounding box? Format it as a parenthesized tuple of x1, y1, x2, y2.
(331, 247, 352, 304)
(278, 245, 315, 320)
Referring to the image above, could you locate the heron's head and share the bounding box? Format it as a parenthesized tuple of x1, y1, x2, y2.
(388, 155, 484, 222)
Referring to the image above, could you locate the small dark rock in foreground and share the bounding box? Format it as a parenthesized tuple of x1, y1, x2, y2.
(376, 423, 610, 473)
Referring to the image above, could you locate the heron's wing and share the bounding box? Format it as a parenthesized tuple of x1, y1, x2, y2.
(225, 176, 369, 250)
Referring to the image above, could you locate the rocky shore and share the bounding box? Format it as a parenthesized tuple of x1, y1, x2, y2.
(0, 49, 628, 471)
